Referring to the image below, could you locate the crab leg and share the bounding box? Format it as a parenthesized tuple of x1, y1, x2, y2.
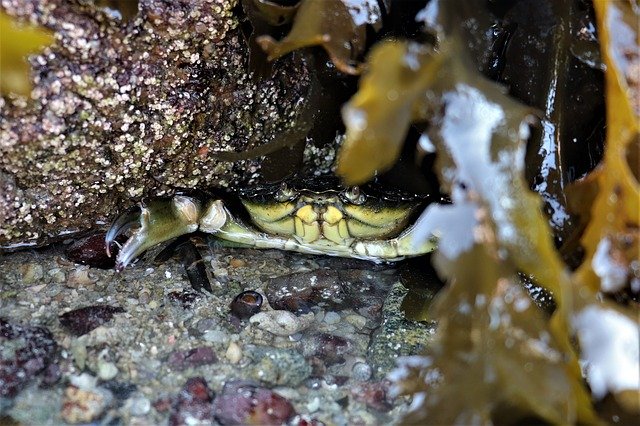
(352, 225, 438, 261)
(213, 216, 437, 262)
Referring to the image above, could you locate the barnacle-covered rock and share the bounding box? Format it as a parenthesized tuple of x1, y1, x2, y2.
(0, 0, 314, 249)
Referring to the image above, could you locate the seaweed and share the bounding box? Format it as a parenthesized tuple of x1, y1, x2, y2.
(574, 0, 640, 296)
(0, 11, 53, 96)
(337, 37, 595, 423)
(333, 0, 638, 422)
(255, 0, 382, 75)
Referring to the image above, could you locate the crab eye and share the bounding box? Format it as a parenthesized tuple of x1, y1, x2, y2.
(275, 183, 296, 202)
(344, 186, 366, 205)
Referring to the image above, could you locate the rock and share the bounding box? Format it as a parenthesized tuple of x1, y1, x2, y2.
(60, 385, 113, 424)
(323, 311, 341, 325)
(302, 333, 352, 367)
(351, 362, 373, 382)
(169, 377, 215, 426)
(5, 387, 62, 424)
(350, 381, 393, 412)
(59, 305, 125, 336)
(225, 342, 242, 364)
(126, 395, 151, 416)
(167, 347, 218, 370)
(20, 263, 44, 284)
(213, 380, 295, 425)
(97, 359, 119, 381)
(249, 311, 314, 336)
(0, 319, 58, 398)
(65, 232, 121, 269)
(247, 347, 311, 387)
(367, 282, 437, 378)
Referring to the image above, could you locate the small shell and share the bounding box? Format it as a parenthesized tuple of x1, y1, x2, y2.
(230, 290, 263, 319)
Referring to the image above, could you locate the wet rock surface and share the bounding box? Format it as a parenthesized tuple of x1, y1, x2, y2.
(0, 243, 437, 424)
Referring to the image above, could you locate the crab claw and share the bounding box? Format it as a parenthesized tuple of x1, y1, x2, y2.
(110, 196, 202, 271)
(105, 205, 141, 258)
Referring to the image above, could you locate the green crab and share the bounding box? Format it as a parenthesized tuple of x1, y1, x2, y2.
(106, 177, 438, 270)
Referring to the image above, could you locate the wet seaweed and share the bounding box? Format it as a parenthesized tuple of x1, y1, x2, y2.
(333, 0, 638, 422)
(256, 0, 382, 75)
(0, 11, 53, 96)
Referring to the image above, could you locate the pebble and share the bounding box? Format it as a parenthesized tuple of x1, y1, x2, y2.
(196, 317, 217, 331)
(167, 347, 218, 370)
(229, 258, 246, 268)
(59, 305, 126, 336)
(97, 359, 119, 381)
(47, 267, 66, 283)
(225, 342, 242, 364)
(26, 284, 46, 293)
(20, 263, 44, 284)
(323, 311, 341, 325)
(345, 314, 367, 329)
(69, 373, 98, 390)
(126, 395, 151, 416)
(70, 340, 88, 370)
(137, 290, 151, 304)
(250, 311, 315, 336)
(169, 377, 215, 425)
(306, 397, 321, 413)
(350, 381, 393, 412)
(60, 384, 113, 424)
(248, 347, 311, 387)
(202, 329, 228, 343)
(68, 268, 96, 286)
(213, 380, 296, 425)
(351, 362, 373, 382)
(303, 333, 352, 366)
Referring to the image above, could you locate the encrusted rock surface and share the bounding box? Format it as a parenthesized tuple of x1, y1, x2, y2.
(0, 0, 312, 248)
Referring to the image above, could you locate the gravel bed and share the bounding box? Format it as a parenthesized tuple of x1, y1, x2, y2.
(0, 240, 436, 425)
